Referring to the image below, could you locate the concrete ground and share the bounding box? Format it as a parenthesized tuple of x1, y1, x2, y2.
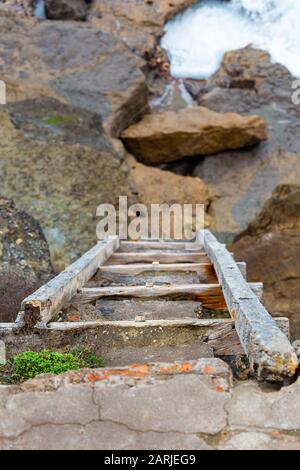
(1, 358, 300, 450)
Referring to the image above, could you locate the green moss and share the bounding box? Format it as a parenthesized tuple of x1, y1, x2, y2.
(42, 115, 80, 126)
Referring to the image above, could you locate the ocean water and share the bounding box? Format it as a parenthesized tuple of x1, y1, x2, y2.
(162, 0, 300, 79)
(34, 0, 46, 20)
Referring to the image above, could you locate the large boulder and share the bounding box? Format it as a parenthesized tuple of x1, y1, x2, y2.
(0, 13, 148, 136)
(45, 0, 90, 20)
(121, 107, 267, 165)
(193, 47, 300, 239)
(88, 0, 199, 56)
(231, 185, 300, 338)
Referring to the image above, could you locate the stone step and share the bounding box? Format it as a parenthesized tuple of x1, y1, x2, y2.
(94, 299, 205, 321)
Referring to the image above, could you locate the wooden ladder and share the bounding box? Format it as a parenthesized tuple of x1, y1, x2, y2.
(8, 231, 298, 380)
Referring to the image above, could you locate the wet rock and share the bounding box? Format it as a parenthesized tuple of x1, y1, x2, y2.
(0, 14, 148, 136)
(122, 107, 267, 165)
(88, 0, 199, 56)
(193, 47, 300, 237)
(231, 184, 300, 337)
(45, 0, 90, 21)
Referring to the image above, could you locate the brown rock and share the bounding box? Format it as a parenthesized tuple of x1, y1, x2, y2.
(0, 197, 53, 282)
(45, 0, 89, 20)
(122, 107, 267, 165)
(231, 184, 300, 337)
(0, 101, 131, 269)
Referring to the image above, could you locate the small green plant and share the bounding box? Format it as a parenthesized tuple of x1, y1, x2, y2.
(12, 349, 83, 381)
(72, 348, 106, 368)
(42, 115, 79, 126)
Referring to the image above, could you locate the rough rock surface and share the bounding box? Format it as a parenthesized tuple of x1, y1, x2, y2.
(0, 13, 148, 136)
(88, 0, 199, 56)
(231, 184, 300, 337)
(1, 359, 300, 450)
(45, 0, 89, 20)
(0, 197, 53, 282)
(122, 107, 267, 165)
(193, 48, 300, 238)
(0, 101, 212, 268)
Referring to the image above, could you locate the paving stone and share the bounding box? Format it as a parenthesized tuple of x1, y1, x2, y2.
(96, 374, 229, 434)
(0, 421, 211, 450)
(227, 377, 300, 430)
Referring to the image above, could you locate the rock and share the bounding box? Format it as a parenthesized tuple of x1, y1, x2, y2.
(193, 47, 300, 237)
(0, 101, 131, 269)
(121, 107, 267, 165)
(230, 184, 300, 337)
(0, 0, 32, 15)
(227, 377, 300, 431)
(45, 0, 89, 20)
(0, 14, 148, 136)
(88, 0, 199, 56)
(0, 196, 53, 282)
(127, 155, 213, 231)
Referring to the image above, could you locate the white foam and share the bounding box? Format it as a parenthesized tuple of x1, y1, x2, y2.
(162, 0, 300, 79)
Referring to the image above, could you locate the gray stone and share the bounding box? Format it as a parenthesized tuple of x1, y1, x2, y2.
(96, 374, 229, 434)
(0, 341, 6, 365)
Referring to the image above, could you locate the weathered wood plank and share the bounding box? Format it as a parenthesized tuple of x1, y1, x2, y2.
(95, 299, 202, 321)
(106, 251, 209, 265)
(203, 229, 298, 379)
(99, 262, 247, 280)
(75, 283, 263, 311)
(17, 236, 119, 329)
(119, 240, 204, 252)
